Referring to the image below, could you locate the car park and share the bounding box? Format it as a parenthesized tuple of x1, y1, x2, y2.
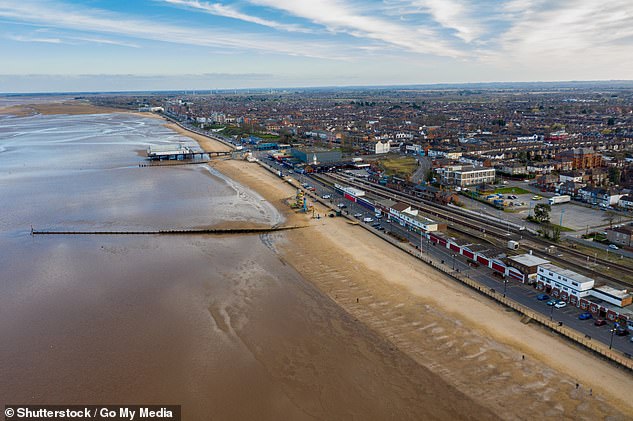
(537, 293, 549, 301)
(594, 319, 607, 326)
(578, 312, 593, 320)
(554, 300, 567, 308)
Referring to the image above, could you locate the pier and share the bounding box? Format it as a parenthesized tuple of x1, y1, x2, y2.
(147, 144, 207, 160)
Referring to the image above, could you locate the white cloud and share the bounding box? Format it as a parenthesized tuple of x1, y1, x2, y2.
(8, 34, 63, 44)
(162, 0, 312, 33)
(498, 0, 633, 59)
(247, 0, 468, 57)
(0, 1, 347, 59)
(406, 0, 484, 43)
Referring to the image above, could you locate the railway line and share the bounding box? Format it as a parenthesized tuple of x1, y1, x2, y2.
(314, 172, 633, 288)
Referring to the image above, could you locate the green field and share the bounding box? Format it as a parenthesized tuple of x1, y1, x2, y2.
(493, 187, 531, 195)
(380, 156, 418, 177)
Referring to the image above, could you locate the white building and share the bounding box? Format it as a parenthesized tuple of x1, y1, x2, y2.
(437, 165, 496, 187)
(537, 263, 594, 298)
(375, 140, 390, 154)
(389, 202, 438, 232)
(589, 285, 633, 308)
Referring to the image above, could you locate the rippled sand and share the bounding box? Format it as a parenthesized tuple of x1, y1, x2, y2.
(0, 113, 494, 419)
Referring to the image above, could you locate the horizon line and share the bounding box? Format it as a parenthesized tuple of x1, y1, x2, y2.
(3, 79, 633, 96)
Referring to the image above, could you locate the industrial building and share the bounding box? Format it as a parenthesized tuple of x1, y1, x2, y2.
(506, 253, 550, 284)
(290, 148, 342, 164)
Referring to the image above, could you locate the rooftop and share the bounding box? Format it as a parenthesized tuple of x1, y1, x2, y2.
(508, 253, 550, 267)
(540, 263, 595, 284)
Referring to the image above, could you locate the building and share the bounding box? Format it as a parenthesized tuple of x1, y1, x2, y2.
(375, 140, 390, 154)
(437, 165, 496, 187)
(606, 224, 633, 247)
(618, 195, 633, 210)
(388, 202, 439, 232)
(497, 163, 527, 175)
(556, 148, 602, 170)
(506, 253, 550, 284)
(290, 148, 342, 164)
(589, 285, 632, 308)
(536, 263, 595, 301)
(578, 186, 623, 207)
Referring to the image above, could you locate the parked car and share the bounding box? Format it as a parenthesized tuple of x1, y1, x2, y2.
(546, 299, 557, 306)
(615, 326, 629, 336)
(363, 217, 374, 223)
(594, 319, 607, 326)
(337, 203, 347, 208)
(578, 312, 593, 320)
(532, 195, 542, 200)
(537, 293, 550, 301)
(322, 194, 331, 199)
(353, 213, 363, 218)
(608, 244, 619, 250)
(554, 300, 567, 308)
(377, 226, 385, 231)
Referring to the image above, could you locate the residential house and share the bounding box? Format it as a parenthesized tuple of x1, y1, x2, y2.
(606, 224, 633, 247)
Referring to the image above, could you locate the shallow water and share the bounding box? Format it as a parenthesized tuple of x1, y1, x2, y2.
(0, 113, 487, 420)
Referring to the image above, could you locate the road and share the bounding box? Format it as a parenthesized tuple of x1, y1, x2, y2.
(259, 156, 633, 355)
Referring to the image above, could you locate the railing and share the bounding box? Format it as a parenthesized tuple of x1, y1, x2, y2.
(254, 161, 633, 371)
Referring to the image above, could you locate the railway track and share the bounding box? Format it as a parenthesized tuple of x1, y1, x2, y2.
(314, 172, 633, 287)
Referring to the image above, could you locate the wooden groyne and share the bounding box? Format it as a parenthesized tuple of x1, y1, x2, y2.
(31, 226, 305, 236)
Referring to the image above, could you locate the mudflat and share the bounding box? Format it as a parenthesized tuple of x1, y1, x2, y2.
(211, 157, 633, 420)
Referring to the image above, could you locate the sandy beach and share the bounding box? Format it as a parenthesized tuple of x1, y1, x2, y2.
(4, 102, 630, 418)
(210, 156, 633, 419)
(0, 100, 160, 119)
(162, 122, 233, 153)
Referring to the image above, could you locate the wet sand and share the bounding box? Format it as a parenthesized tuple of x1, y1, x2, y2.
(3, 103, 629, 419)
(211, 158, 633, 420)
(0, 111, 495, 420)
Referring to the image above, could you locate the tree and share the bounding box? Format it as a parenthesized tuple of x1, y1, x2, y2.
(608, 167, 621, 185)
(533, 204, 551, 223)
(603, 210, 617, 228)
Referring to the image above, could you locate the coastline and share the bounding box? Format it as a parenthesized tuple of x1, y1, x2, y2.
(206, 158, 633, 418)
(6, 103, 630, 417)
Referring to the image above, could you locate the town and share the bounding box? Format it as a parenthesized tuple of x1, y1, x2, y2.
(91, 84, 633, 354)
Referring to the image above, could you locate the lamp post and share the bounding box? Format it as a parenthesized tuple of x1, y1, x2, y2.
(609, 325, 616, 350)
(503, 278, 508, 298)
(452, 253, 457, 270)
(550, 303, 555, 321)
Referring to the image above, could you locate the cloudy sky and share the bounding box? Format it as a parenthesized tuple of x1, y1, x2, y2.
(1, 0, 632, 92)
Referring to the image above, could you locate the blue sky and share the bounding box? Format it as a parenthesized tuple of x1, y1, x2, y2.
(1, 0, 632, 92)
